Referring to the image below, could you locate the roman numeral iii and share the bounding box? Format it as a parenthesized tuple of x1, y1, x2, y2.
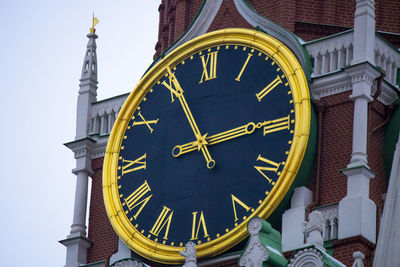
(121, 153, 147, 176)
(263, 115, 290, 135)
(149, 206, 174, 240)
(124, 180, 152, 220)
(199, 51, 218, 83)
(190, 211, 209, 240)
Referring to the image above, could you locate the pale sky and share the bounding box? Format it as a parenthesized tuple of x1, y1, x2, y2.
(0, 1, 160, 266)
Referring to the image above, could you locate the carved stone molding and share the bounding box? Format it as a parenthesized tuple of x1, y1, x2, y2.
(180, 241, 197, 267)
(239, 218, 269, 267)
(303, 211, 325, 250)
(287, 248, 324, 267)
(352, 251, 365, 267)
(113, 260, 143, 267)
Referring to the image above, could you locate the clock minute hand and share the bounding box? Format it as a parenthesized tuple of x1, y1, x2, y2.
(163, 67, 215, 169)
(172, 118, 285, 157)
(172, 122, 257, 157)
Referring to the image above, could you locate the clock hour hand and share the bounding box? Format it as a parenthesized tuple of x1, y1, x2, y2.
(162, 67, 215, 169)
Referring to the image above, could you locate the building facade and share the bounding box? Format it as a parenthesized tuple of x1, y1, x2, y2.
(61, 1, 400, 266)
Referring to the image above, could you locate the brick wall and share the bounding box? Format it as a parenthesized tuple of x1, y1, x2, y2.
(207, 0, 252, 32)
(87, 157, 118, 264)
(154, 0, 399, 53)
(154, 0, 203, 58)
(333, 236, 375, 266)
(307, 92, 354, 205)
(307, 92, 387, 206)
(368, 100, 388, 216)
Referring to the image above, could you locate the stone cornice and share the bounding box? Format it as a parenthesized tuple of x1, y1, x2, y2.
(310, 66, 398, 105)
(310, 71, 352, 99)
(64, 137, 97, 159)
(59, 235, 92, 248)
(65, 136, 108, 160)
(340, 163, 376, 178)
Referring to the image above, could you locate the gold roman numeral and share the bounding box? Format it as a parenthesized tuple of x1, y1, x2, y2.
(121, 153, 146, 176)
(256, 75, 282, 101)
(161, 69, 183, 103)
(190, 211, 209, 240)
(231, 194, 251, 222)
(254, 155, 282, 184)
(199, 51, 218, 83)
(149, 206, 174, 240)
(235, 53, 253, 81)
(124, 180, 152, 220)
(263, 115, 290, 135)
(132, 111, 159, 133)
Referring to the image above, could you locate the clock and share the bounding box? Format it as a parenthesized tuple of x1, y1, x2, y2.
(103, 28, 311, 264)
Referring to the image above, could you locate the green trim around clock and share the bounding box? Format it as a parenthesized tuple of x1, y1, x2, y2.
(103, 28, 312, 264)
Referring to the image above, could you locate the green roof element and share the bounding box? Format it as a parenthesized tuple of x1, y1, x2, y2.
(384, 100, 400, 180)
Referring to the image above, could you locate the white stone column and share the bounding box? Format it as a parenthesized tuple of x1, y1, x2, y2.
(347, 67, 376, 166)
(70, 170, 89, 236)
(61, 139, 95, 267)
(338, 0, 379, 244)
(282, 187, 313, 252)
(339, 64, 379, 244)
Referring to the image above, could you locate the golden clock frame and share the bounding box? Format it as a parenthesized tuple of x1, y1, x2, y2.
(103, 28, 311, 264)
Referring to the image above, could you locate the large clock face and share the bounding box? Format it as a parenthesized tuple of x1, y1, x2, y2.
(103, 29, 311, 264)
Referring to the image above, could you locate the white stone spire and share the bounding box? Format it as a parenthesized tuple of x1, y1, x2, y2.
(76, 31, 98, 140)
(80, 32, 98, 88)
(60, 24, 100, 267)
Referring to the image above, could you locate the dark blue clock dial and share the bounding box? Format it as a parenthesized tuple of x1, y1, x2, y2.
(117, 44, 294, 247)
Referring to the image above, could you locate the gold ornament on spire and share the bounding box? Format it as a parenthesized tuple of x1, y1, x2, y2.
(90, 13, 99, 33)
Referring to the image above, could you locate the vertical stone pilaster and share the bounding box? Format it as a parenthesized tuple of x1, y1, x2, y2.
(352, 0, 375, 65)
(339, 63, 379, 244)
(346, 65, 378, 166)
(338, 0, 379, 244)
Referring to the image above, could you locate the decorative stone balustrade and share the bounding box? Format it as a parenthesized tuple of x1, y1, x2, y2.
(375, 36, 400, 85)
(305, 31, 354, 77)
(89, 94, 128, 136)
(305, 31, 399, 89)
